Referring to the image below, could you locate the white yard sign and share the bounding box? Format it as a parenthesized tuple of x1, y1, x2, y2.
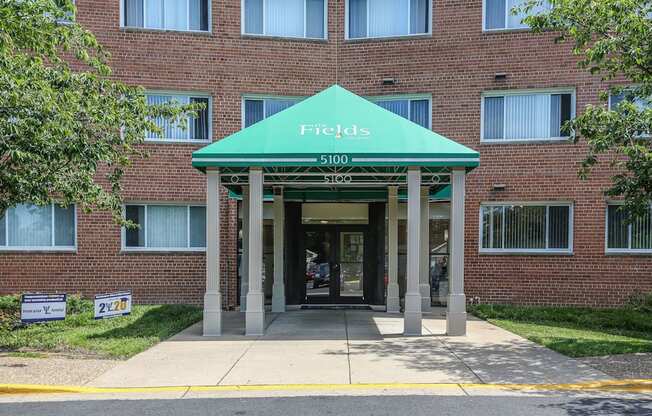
(94, 291, 132, 320)
(21, 294, 67, 323)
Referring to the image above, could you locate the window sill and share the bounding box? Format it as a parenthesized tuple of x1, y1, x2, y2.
(605, 251, 652, 256)
(241, 34, 328, 43)
(143, 139, 211, 145)
(482, 28, 533, 35)
(121, 249, 206, 255)
(480, 138, 574, 145)
(0, 248, 77, 253)
(479, 250, 573, 256)
(120, 27, 212, 37)
(344, 33, 432, 43)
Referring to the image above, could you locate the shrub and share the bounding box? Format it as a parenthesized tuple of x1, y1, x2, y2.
(628, 291, 652, 313)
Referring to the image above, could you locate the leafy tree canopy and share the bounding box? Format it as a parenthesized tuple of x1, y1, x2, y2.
(0, 0, 197, 223)
(524, 0, 652, 219)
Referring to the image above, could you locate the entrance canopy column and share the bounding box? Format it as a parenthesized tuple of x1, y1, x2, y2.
(386, 186, 400, 313)
(240, 186, 249, 312)
(447, 168, 467, 336)
(420, 186, 431, 312)
(272, 187, 286, 313)
(246, 167, 265, 336)
(203, 169, 221, 336)
(404, 167, 422, 335)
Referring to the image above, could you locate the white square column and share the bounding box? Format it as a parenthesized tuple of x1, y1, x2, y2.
(246, 167, 265, 336)
(271, 187, 285, 313)
(203, 169, 222, 336)
(386, 186, 400, 313)
(420, 186, 431, 312)
(447, 169, 467, 336)
(240, 186, 249, 312)
(404, 167, 422, 335)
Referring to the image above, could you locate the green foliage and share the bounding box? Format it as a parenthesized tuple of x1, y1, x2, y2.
(627, 291, 652, 312)
(0, 295, 202, 358)
(469, 303, 652, 357)
(522, 0, 652, 219)
(0, 0, 200, 223)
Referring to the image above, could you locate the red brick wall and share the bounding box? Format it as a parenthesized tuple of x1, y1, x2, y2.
(1, 0, 650, 307)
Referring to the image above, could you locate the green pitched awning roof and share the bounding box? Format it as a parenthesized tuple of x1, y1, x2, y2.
(192, 85, 479, 169)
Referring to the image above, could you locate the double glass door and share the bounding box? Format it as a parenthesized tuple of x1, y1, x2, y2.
(304, 226, 365, 304)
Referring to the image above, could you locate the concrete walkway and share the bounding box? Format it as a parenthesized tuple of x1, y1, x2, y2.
(90, 309, 609, 388)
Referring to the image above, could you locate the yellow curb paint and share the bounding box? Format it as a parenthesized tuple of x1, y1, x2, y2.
(1, 380, 651, 396)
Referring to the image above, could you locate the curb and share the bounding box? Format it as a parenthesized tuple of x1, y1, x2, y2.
(1, 380, 651, 396)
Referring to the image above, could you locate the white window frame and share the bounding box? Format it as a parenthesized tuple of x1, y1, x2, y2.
(480, 88, 576, 143)
(121, 203, 207, 252)
(119, 0, 212, 33)
(367, 94, 432, 129)
(482, 0, 544, 32)
(0, 204, 77, 252)
(478, 201, 574, 255)
(145, 91, 212, 144)
(241, 94, 306, 128)
(241, 0, 328, 40)
(344, 0, 433, 40)
(605, 202, 652, 255)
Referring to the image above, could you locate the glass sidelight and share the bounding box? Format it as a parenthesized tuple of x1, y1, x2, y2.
(338, 232, 364, 298)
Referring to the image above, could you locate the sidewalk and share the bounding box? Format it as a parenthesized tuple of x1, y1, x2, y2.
(89, 309, 609, 388)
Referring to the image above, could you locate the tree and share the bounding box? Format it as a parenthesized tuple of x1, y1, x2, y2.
(523, 0, 652, 219)
(0, 0, 197, 223)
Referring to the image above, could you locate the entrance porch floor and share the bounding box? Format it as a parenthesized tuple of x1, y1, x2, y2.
(90, 309, 609, 388)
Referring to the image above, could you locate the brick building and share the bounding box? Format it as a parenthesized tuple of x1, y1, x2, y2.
(1, 0, 651, 311)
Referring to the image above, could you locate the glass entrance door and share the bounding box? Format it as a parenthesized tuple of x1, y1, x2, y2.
(304, 227, 365, 304)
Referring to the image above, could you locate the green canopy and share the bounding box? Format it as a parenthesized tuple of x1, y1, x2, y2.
(192, 85, 479, 169)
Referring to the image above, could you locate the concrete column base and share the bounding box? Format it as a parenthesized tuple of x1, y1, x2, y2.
(446, 293, 467, 336)
(245, 291, 265, 336)
(446, 312, 467, 336)
(240, 283, 248, 312)
(271, 284, 285, 313)
(202, 291, 222, 336)
(419, 284, 431, 312)
(403, 292, 422, 335)
(386, 283, 400, 313)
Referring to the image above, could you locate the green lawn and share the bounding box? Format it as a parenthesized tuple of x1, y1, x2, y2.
(469, 304, 652, 358)
(0, 296, 202, 359)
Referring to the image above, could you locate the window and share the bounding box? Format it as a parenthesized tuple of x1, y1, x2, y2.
(347, 0, 430, 39)
(606, 204, 652, 253)
(484, 0, 549, 31)
(0, 204, 75, 250)
(123, 205, 206, 250)
(369, 97, 431, 129)
(122, 0, 209, 32)
(243, 97, 302, 127)
(243, 0, 326, 39)
(609, 92, 651, 111)
(146, 94, 210, 142)
(480, 203, 572, 253)
(482, 91, 574, 142)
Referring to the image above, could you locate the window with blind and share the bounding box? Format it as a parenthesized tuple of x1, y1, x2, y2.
(606, 204, 652, 253)
(243, 97, 303, 127)
(146, 94, 210, 142)
(480, 203, 572, 253)
(347, 0, 430, 39)
(0, 204, 76, 250)
(123, 205, 206, 250)
(122, 0, 209, 31)
(484, 0, 549, 31)
(370, 97, 431, 129)
(244, 0, 326, 39)
(482, 91, 574, 142)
